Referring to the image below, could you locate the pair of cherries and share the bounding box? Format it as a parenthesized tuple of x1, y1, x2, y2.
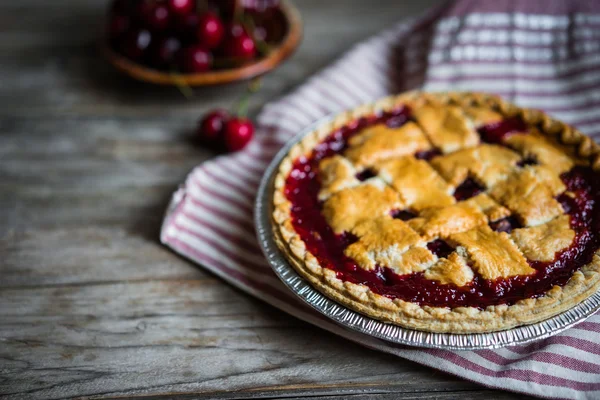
(198, 111, 254, 152)
(196, 78, 263, 152)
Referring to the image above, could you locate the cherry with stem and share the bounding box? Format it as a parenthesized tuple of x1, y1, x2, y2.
(224, 78, 260, 151)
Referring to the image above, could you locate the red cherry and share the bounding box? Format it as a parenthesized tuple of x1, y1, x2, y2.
(167, 0, 195, 16)
(178, 45, 212, 72)
(197, 12, 224, 49)
(119, 28, 152, 60)
(224, 117, 254, 152)
(108, 13, 130, 40)
(149, 36, 181, 69)
(198, 109, 229, 143)
(138, 2, 171, 31)
(222, 31, 256, 59)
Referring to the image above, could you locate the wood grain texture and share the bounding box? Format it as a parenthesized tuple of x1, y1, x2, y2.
(0, 1, 531, 399)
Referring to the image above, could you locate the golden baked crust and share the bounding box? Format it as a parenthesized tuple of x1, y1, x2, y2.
(317, 155, 360, 201)
(465, 193, 510, 222)
(464, 105, 503, 127)
(489, 166, 564, 226)
(375, 156, 455, 211)
(510, 215, 575, 262)
(271, 91, 600, 333)
(424, 252, 474, 286)
(407, 201, 488, 241)
(431, 144, 521, 187)
(345, 217, 435, 275)
(322, 180, 403, 234)
(413, 102, 480, 153)
(345, 121, 431, 167)
(448, 225, 535, 280)
(505, 130, 575, 175)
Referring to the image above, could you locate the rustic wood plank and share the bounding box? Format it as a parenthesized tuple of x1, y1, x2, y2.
(95, 389, 532, 400)
(251, 393, 530, 400)
(0, 117, 209, 232)
(0, 228, 203, 287)
(0, 279, 480, 399)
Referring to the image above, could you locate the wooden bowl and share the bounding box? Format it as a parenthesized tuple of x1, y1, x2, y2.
(103, 1, 302, 86)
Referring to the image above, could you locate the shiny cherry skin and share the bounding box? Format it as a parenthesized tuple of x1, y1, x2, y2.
(149, 36, 181, 69)
(178, 45, 212, 72)
(119, 28, 152, 60)
(222, 29, 256, 59)
(167, 0, 195, 16)
(197, 12, 224, 49)
(198, 109, 229, 143)
(138, 2, 171, 31)
(224, 117, 254, 152)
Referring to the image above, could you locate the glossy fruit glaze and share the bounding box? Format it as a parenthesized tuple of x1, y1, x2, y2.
(283, 107, 600, 308)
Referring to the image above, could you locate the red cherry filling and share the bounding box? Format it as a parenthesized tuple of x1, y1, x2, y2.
(390, 209, 417, 221)
(427, 239, 455, 258)
(283, 112, 600, 308)
(355, 168, 376, 181)
(478, 117, 528, 143)
(517, 157, 538, 167)
(380, 106, 412, 128)
(489, 216, 522, 233)
(415, 149, 442, 160)
(453, 178, 485, 201)
(384, 111, 411, 129)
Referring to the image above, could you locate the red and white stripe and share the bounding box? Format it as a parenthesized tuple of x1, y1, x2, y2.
(162, 1, 600, 398)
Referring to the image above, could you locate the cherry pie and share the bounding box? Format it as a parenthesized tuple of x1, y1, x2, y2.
(272, 92, 600, 333)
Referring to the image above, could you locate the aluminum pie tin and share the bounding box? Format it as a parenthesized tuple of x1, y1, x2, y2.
(254, 116, 600, 350)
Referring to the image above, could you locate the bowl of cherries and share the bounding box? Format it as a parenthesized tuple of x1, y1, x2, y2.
(104, 0, 302, 86)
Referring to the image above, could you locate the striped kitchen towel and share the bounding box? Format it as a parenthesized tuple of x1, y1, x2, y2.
(161, 0, 600, 398)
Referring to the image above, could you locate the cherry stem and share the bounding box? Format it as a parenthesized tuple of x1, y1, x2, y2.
(233, 0, 243, 21)
(170, 70, 194, 99)
(235, 77, 261, 118)
(241, 13, 271, 56)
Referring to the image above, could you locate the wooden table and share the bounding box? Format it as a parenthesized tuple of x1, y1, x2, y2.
(0, 1, 529, 399)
